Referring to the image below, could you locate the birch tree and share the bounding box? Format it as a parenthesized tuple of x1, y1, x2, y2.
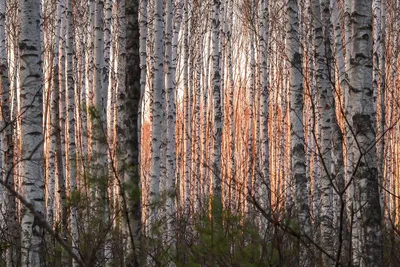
(18, 0, 45, 265)
(327, 0, 348, 262)
(57, 0, 67, 233)
(148, 0, 164, 232)
(286, 0, 311, 262)
(311, 0, 334, 263)
(164, 0, 177, 251)
(48, 0, 62, 227)
(227, 0, 235, 213)
(347, 0, 383, 265)
(211, 0, 222, 207)
(247, 0, 255, 215)
(92, 0, 107, 198)
(183, 0, 191, 217)
(116, 0, 141, 264)
(258, 0, 270, 222)
(65, 0, 78, 265)
(373, 0, 386, 214)
(0, 1, 17, 265)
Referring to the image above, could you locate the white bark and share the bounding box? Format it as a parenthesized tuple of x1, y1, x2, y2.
(201, 14, 211, 209)
(76, 4, 88, 186)
(48, 0, 63, 226)
(164, 0, 177, 253)
(93, 0, 107, 185)
(287, 0, 311, 262)
(348, 1, 383, 265)
(388, 0, 397, 223)
(258, 0, 270, 224)
(104, 0, 113, 210)
(148, 0, 164, 232)
(193, 37, 202, 213)
(91, 0, 109, 262)
(227, 0, 235, 213)
(86, 0, 95, 164)
(311, 0, 334, 263)
(0, 1, 17, 265)
(246, 0, 255, 215)
(18, 0, 45, 265)
(115, 0, 142, 265)
(138, 0, 147, 234)
(58, 0, 67, 232)
(211, 0, 222, 203)
(65, 0, 78, 265)
(183, 0, 191, 217)
(330, 1, 349, 261)
(374, 0, 386, 217)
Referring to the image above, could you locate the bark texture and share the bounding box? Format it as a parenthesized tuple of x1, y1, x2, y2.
(348, 0, 383, 265)
(18, 0, 45, 265)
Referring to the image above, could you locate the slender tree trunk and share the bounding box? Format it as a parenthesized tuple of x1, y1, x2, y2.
(388, 0, 398, 225)
(375, 0, 386, 219)
(57, 0, 67, 237)
(246, 0, 255, 216)
(286, 0, 311, 263)
(347, 1, 383, 265)
(330, 1, 350, 263)
(65, 0, 79, 265)
(138, 0, 147, 243)
(115, 0, 142, 265)
(93, 0, 107, 193)
(183, 0, 191, 218)
(148, 0, 164, 259)
(227, 0, 235, 213)
(18, 0, 45, 265)
(211, 0, 222, 205)
(87, 0, 95, 159)
(0, 1, 17, 265)
(165, 0, 177, 259)
(311, 0, 335, 263)
(258, 0, 270, 226)
(48, 0, 62, 228)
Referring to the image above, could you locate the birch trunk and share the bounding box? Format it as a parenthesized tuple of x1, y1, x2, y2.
(311, 0, 334, 263)
(165, 0, 177, 255)
(389, 0, 398, 223)
(330, 1, 350, 262)
(76, 4, 88, 193)
(138, 0, 147, 236)
(57, 0, 67, 235)
(193, 38, 202, 213)
(227, 0, 235, 213)
(183, 0, 191, 217)
(86, 0, 95, 165)
(211, 0, 222, 205)
(116, 0, 142, 265)
(48, 0, 62, 227)
(374, 0, 386, 217)
(286, 0, 311, 263)
(49, 2, 67, 262)
(258, 0, 270, 223)
(246, 0, 255, 215)
(372, 0, 385, 222)
(0, 1, 17, 265)
(93, 0, 107, 190)
(148, 0, 164, 235)
(65, 0, 79, 265)
(18, 0, 45, 265)
(348, 0, 383, 265)
(201, 13, 211, 209)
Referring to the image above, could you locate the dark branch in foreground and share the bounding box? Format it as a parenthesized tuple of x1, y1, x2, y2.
(249, 194, 345, 267)
(0, 178, 86, 267)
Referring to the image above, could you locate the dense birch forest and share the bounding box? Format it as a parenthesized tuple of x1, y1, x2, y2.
(0, 0, 399, 266)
